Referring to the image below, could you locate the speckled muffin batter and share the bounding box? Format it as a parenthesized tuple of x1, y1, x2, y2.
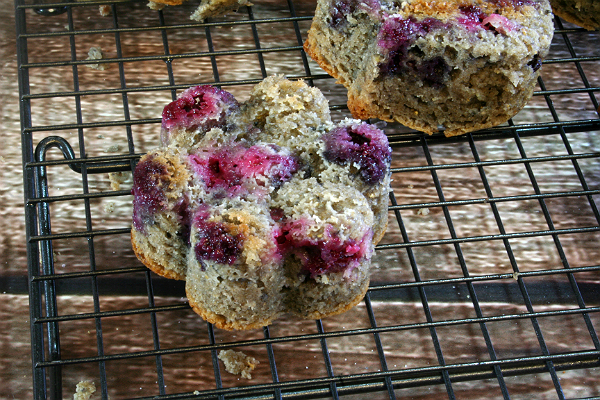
(131, 76, 392, 330)
(305, 0, 555, 136)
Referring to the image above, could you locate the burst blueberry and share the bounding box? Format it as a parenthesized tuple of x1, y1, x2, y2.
(161, 85, 239, 146)
(188, 143, 301, 197)
(377, 15, 450, 86)
(275, 218, 371, 277)
(322, 122, 391, 185)
(193, 211, 244, 265)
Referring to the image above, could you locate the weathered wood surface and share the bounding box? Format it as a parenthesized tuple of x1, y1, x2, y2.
(2, 295, 599, 399)
(1, 0, 599, 398)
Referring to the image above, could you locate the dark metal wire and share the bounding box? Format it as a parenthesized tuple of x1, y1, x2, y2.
(15, 0, 600, 398)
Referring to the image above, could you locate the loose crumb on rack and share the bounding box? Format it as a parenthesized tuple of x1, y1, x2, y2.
(85, 47, 107, 71)
(218, 349, 259, 379)
(147, 1, 166, 10)
(104, 144, 121, 153)
(108, 171, 131, 191)
(417, 207, 430, 216)
(103, 202, 115, 213)
(98, 4, 111, 16)
(73, 381, 96, 400)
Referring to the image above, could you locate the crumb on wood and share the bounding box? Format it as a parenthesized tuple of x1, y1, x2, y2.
(417, 207, 430, 216)
(108, 171, 131, 191)
(103, 202, 115, 213)
(99, 4, 111, 16)
(85, 47, 107, 71)
(218, 349, 259, 379)
(147, 1, 167, 10)
(73, 380, 96, 400)
(104, 144, 121, 153)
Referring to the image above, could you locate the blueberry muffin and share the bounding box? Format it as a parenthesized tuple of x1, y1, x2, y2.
(131, 76, 392, 329)
(304, 0, 555, 136)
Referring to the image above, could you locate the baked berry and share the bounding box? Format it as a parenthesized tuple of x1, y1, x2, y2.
(323, 122, 391, 185)
(276, 218, 371, 277)
(132, 156, 168, 232)
(193, 210, 244, 265)
(188, 143, 300, 196)
(161, 85, 239, 146)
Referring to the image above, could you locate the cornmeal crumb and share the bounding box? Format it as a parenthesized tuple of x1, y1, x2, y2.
(108, 171, 130, 191)
(218, 349, 259, 379)
(73, 381, 96, 400)
(85, 47, 107, 71)
(99, 4, 111, 16)
(147, 1, 166, 10)
(103, 202, 115, 213)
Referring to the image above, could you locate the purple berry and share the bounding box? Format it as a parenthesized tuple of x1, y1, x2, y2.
(193, 210, 244, 265)
(188, 144, 301, 196)
(329, 0, 353, 28)
(132, 156, 193, 243)
(329, 0, 380, 29)
(132, 156, 168, 232)
(171, 197, 192, 245)
(270, 207, 285, 223)
(377, 16, 450, 86)
(275, 219, 372, 277)
(161, 85, 239, 146)
(322, 122, 391, 185)
(458, 6, 519, 34)
(457, 5, 485, 30)
(415, 57, 452, 87)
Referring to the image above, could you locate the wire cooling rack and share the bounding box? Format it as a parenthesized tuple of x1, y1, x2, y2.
(15, 0, 600, 398)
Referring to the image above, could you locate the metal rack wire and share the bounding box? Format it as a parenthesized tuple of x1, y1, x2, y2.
(15, 0, 600, 398)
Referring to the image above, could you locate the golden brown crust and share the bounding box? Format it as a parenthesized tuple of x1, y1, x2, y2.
(297, 278, 370, 320)
(149, 0, 186, 5)
(372, 220, 388, 245)
(187, 292, 276, 330)
(400, 0, 536, 21)
(131, 229, 186, 281)
(187, 278, 370, 329)
(550, 0, 600, 31)
(304, 37, 342, 84)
